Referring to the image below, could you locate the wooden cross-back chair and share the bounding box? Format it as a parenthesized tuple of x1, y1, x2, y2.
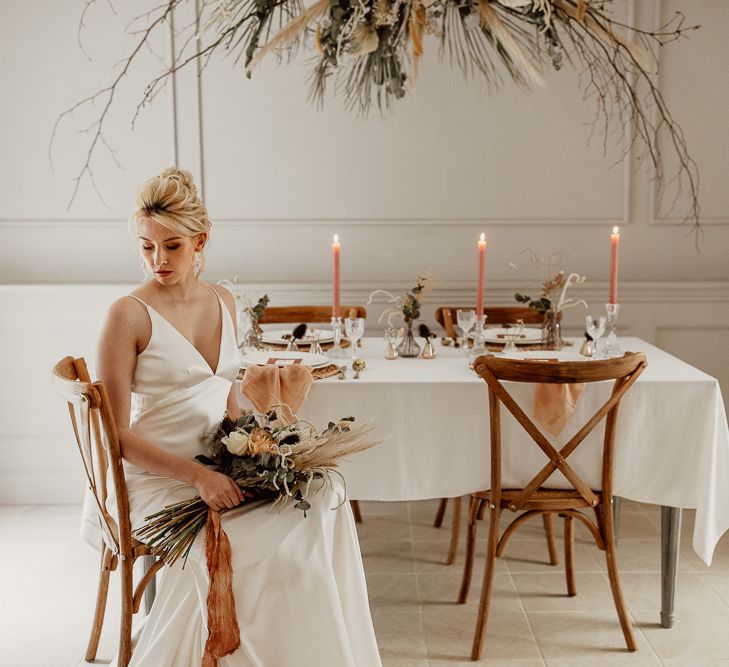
(259, 305, 367, 324)
(52, 357, 163, 667)
(257, 305, 367, 523)
(460, 352, 647, 660)
(433, 305, 559, 566)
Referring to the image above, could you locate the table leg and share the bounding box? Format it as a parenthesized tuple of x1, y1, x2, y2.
(612, 496, 622, 545)
(143, 555, 157, 615)
(660, 505, 682, 629)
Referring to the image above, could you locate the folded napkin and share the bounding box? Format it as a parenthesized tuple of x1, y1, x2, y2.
(534, 382, 585, 437)
(240, 364, 314, 421)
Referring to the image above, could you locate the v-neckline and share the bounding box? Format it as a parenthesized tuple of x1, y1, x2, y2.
(144, 292, 225, 376)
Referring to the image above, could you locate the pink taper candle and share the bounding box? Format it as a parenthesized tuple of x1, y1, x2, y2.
(609, 226, 620, 305)
(476, 233, 487, 317)
(332, 233, 341, 318)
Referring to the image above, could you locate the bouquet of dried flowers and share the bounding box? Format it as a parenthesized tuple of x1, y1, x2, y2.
(515, 270, 587, 316)
(367, 276, 430, 327)
(135, 408, 376, 567)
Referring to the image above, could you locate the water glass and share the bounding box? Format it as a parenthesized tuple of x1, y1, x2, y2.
(502, 320, 525, 354)
(344, 317, 365, 358)
(585, 315, 606, 358)
(456, 308, 476, 352)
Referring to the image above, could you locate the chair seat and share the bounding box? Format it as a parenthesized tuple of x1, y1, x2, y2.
(472, 487, 602, 511)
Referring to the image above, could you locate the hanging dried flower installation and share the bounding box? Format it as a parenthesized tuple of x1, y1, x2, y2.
(53, 0, 701, 232)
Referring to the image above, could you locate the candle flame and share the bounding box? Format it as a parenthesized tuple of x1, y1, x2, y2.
(612, 226, 619, 235)
(479, 233, 486, 242)
(333, 233, 339, 243)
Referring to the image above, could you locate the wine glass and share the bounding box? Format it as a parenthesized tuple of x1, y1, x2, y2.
(585, 315, 606, 358)
(501, 320, 525, 354)
(456, 309, 476, 353)
(237, 309, 253, 352)
(344, 317, 365, 358)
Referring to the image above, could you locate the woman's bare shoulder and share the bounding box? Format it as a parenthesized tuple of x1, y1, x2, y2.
(209, 283, 237, 316)
(102, 294, 151, 342)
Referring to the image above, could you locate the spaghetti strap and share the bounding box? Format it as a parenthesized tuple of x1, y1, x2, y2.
(125, 294, 150, 309)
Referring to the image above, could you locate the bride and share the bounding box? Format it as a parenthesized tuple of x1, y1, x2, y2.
(93, 167, 382, 666)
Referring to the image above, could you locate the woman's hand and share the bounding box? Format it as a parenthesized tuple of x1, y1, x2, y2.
(195, 469, 245, 511)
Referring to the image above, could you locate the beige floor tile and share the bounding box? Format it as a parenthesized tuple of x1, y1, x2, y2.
(611, 514, 661, 541)
(362, 539, 417, 573)
(700, 571, 729, 606)
(619, 572, 728, 612)
(502, 539, 601, 574)
(513, 572, 617, 611)
(633, 610, 729, 659)
(592, 540, 693, 574)
(366, 572, 421, 611)
(417, 572, 522, 613)
(357, 513, 413, 542)
(372, 610, 428, 661)
(527, 611, 655, 659)
(684, 532, 729, 572)
(381, 661, 428, 667)
(429, 660, 546, 666)
(660, 661, 729, 667)
(545, 660, 661, 667)
(359, 500, 411, 517)
(422, 609, 542, 662)
(413, 539, 475, 572)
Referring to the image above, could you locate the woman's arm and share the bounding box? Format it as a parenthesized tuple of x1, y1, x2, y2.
(96, 297, 243, 510)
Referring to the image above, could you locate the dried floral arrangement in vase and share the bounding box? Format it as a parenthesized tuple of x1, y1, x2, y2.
(513, 260, 587, 350)
(368, 276, 430, 357)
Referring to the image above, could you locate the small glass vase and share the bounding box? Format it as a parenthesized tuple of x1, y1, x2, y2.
(541, 310, 562, 351)
(602, 303, 622, 357)
(397, 320, 422, 358)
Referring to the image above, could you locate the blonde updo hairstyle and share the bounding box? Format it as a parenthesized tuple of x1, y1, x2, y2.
(132, 167, 211, 276)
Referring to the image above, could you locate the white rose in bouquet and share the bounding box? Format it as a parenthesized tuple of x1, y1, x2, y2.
(221, 429, 250, 456)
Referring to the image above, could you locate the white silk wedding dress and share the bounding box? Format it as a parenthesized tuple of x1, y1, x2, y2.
(85, 287, 382, 666)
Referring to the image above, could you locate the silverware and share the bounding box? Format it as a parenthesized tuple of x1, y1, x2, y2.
(352, 358, 366, 379)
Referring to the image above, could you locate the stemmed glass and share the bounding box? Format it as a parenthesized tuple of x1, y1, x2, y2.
(501, 320, 525, 354)
(456, 309, 476, 353)
(237, 309, 253, 352)
(585, 315, 606, 358)
(344, 317, 365, 359)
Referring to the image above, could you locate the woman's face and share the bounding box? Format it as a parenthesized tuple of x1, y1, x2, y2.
(137, 216, 205, 284)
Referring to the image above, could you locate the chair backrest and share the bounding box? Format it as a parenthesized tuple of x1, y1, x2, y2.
(472, 352, 647, 510)
(259, 305, 367, 324)
(52, 357, 133, 560)
(435, 306, 546, 338)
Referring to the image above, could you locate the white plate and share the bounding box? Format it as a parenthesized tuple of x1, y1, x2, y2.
(482, 326, 543, 345)
(261, 328, 334, 346)
(240, 350, 331, 368)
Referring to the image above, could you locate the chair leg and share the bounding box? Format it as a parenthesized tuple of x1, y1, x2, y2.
(350, 500, 363, 524)
(85, 545, 111, 662)
(433, 497, 449, 528)
(601, 505, 637, 651)
(471, 504, 500, 661)
(446, 496, 462, 565)
(543, 513, 559, 566)
(458, 497, 481, 604)
(118, 556, 135, 667)
(563, 514, 577, 596)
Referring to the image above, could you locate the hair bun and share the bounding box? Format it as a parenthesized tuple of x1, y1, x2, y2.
(158, 166, 198, 197)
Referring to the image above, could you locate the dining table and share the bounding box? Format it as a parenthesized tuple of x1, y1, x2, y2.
(261, 335, 729, 630)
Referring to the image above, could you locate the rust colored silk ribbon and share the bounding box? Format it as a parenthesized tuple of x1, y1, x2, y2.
(202, 509, 240, 667)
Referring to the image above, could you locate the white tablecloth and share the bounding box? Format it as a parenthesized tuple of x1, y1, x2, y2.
(285, 337, 729, 566)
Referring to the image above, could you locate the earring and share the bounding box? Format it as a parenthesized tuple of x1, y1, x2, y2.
(194, 251, 202, 276)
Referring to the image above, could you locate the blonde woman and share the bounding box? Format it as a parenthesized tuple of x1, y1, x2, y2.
(91, 168, 381, 666)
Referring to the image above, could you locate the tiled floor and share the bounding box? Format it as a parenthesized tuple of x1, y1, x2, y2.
(1, 500, 728, 666)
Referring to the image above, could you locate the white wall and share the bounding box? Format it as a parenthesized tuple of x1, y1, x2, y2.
(1, 0, 727, 502)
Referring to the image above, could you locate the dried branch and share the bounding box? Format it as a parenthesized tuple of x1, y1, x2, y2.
(54, 0, 702, 237)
